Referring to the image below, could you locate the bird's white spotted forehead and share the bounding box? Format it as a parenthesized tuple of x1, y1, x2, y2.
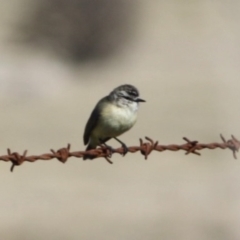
(113, 85, 140, 96)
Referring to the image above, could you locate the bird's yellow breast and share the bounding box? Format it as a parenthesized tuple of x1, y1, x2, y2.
(92, 103, 137, 138)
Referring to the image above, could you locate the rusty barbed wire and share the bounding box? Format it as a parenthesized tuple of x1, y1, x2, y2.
(1, 134, 239, 172)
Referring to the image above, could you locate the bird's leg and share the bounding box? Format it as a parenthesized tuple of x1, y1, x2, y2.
(99, 138, 114, 157)
(113, 137, 128, 156)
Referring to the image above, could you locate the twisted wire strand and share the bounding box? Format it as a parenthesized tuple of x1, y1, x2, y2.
(1, 134, 239, 172)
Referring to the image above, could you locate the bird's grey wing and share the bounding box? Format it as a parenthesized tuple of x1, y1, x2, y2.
(83, 106, 100, 145)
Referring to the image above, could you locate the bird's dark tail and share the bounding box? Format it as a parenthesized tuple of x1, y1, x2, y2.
(83, 144, 97, 160)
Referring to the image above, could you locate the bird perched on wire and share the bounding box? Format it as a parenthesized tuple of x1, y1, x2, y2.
(83, 84, 145, 160)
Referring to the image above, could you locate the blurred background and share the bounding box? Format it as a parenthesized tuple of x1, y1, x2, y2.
(0, 0, 240, 239)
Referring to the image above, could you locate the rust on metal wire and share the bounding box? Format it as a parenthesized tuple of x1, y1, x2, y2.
(0, 134, 239, 172)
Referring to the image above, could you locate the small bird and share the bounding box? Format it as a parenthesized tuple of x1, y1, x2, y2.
(83, 84, 145, 159)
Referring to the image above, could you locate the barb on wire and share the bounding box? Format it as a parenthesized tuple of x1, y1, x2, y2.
(1, 134, 239, 172)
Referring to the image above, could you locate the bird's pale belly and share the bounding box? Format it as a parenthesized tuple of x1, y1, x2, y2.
(92, 105, 137, 138)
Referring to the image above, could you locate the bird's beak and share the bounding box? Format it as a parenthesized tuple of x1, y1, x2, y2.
(136, 98, 146, 102)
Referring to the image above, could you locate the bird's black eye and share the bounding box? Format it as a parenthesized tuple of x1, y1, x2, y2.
(122, 96, 133, 101)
